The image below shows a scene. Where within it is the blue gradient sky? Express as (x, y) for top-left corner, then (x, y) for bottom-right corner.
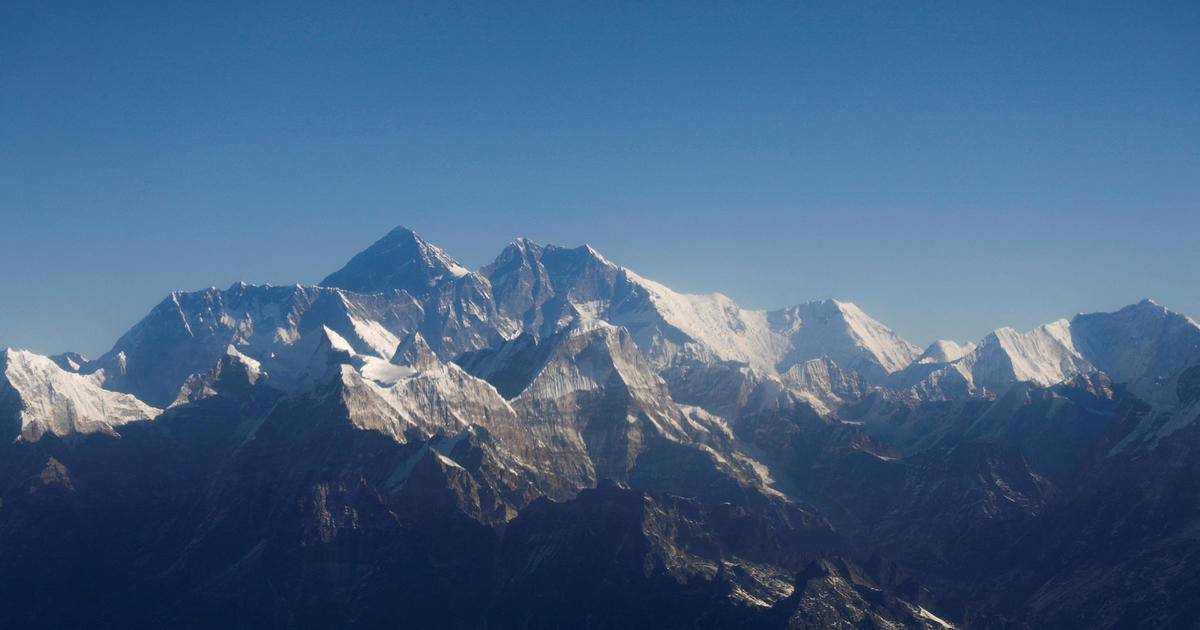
(2, 1), (1198, 357)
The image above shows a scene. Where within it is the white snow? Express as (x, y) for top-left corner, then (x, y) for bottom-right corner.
(358, 356), (418, 385)
(348, 314), (401, 360)
(322, 326), (357, 355)
(990, 319), (1091, 386)
(520, 322), (660, 400)
(423, 239), (471, 278)
(443, 260), (471, 278)
(225, 345), (262, 378)
(2, 349), (161, 441)
(914, 605), (957, 629)
(621, 268), (919, 378)
(914, 319), (1096, 396)
(917, 340), (977, 364)
(833, 300), (922, 373)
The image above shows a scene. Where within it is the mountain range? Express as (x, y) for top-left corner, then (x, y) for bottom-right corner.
(3, 225), (1199, 629)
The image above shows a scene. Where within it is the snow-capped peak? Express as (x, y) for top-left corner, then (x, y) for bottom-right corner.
(918, 340), (977, 364)
(509, 236), (539, 251)
(906, 301), (1200, 400)
(1, 348), (160, 441)
(825, 300), (923, 374)
(479, 235), (922, 383)
(1070, 298), (1200, 397)
(320, 225), (471, 294)
(986, 319), (1091, 386)
(391, 332), (442, 372)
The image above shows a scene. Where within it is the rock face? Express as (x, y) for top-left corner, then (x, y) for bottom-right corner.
(2, 225), (1200, 629)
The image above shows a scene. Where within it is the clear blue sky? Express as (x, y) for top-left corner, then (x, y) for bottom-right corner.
(2, 1), (1198, 357)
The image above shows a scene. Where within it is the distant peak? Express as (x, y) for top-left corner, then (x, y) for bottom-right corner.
(502, 237), (544, 258)
(918, 339), (976, 364)
(381, 224), (422, 241)
(1108, 298), (1168, 316)
(1070, 300), (1183, 328)
(784, 298), (853, 318)
(320, 225), (470, 294)
(392, 331), (441, 371)
(581, 244), (612, 265)
(829, 299), (861, 313)
(541, 243), (618, 271)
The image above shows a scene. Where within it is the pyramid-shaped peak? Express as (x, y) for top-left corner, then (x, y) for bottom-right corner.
(383, 224), (420, 239)
(580, 244), (611, 264)
(364, 225), (441, 255)
(917, 339), (977, 364)
(320, 225), (470, 295)
(391, 331), (442, 371)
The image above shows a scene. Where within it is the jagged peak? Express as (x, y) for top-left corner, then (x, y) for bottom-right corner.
(510, 236), (540, 250)
(483, 237), (546, 272)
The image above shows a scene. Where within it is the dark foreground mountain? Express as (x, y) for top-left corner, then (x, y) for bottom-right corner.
(2, 226), (1198, 629)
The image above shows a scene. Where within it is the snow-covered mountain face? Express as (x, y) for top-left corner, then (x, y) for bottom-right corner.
(59, 228), (925, 425)
(319, 226), (472, 295)
(478, 237), (921, 383)
(902, 300), (1200, 403)
(0, 349), (160, 441)
(7, 226), (1198, 442)
(85, 283), (425, 408)
(4, 224), (1200, 629)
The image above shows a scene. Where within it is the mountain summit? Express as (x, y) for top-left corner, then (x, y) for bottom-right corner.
(321, 226), (471, 295)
